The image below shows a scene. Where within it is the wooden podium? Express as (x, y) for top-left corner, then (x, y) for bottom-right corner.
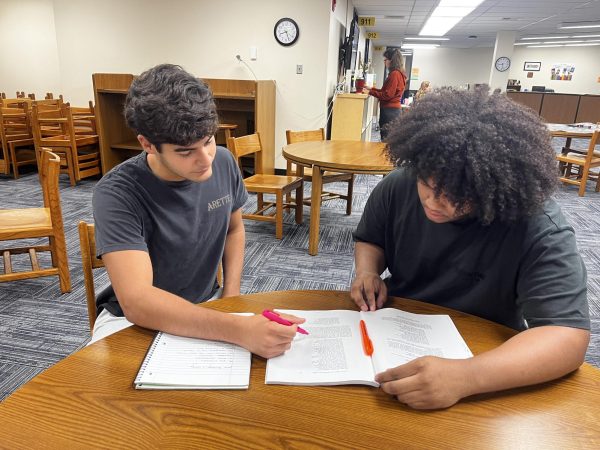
(331, 93), (374, 141)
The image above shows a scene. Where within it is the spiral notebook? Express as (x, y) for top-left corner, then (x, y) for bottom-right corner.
(134, 331), (251, 390)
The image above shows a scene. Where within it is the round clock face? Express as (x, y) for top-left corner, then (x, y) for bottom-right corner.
(274, 18), (299, 46)
(495, 56), (511, 72)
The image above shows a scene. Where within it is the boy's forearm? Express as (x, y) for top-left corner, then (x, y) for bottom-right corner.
(462, 326), (589, 397)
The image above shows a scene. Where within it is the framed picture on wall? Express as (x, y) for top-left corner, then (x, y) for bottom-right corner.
(523, 61), (541, 71)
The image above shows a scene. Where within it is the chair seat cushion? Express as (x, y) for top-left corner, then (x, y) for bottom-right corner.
(0, 208), (53, 239)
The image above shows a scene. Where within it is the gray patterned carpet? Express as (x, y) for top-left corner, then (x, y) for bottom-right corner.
(1, 138), (599, 401)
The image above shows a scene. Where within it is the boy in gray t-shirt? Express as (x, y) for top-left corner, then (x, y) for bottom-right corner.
(91, 64), (304, 356)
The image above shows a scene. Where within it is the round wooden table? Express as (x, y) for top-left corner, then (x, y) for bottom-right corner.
(1, 290), (599, 449)
(282, 140), (393, 255)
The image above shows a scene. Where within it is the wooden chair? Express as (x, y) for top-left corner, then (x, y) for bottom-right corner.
(70, 101), (97, 135)
(556, 130), (600, 196)
(0, 103), (37, 178)
(227, 133), (303, 239)
(286, 128), (355, 215)
(31, 102), (101, 186)
(78, 221), (104, 332)
(0, 149), (71, 292)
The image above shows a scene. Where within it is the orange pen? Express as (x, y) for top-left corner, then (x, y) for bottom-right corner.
(360, 320), (374, 356)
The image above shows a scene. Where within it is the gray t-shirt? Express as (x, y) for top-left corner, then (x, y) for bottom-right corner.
(92, 147), (248, 317)
(354, 169), (589, 331)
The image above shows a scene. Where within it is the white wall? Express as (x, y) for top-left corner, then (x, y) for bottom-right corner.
(51, 0), (333, 169)
(0, 0), (61, 98)
(411, 47), (494, 90)
(510, 46), (600, 94)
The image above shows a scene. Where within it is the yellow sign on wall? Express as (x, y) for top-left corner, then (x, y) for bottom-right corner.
(366, 32), (379, 40)
(374, 46), (384, 51)
(358, 17), (376, 27)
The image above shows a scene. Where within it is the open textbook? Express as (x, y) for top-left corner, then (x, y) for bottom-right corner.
(265, 308), (473, 387)
(134, 331), (251, 390)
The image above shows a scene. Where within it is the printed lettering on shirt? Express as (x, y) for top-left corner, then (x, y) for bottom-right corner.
(207, 194), (232, 211)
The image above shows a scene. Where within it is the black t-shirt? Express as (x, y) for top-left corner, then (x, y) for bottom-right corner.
(354, 169), (589, 331)
(92, 148), (248, 317)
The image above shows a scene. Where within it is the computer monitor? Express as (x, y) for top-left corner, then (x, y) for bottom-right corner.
(532, 86), (545, 92)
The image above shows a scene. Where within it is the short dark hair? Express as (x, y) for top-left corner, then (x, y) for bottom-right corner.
(124, 64), (219, 150)
(387, 86), (557, 224)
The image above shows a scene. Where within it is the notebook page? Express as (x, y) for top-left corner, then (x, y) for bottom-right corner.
(135, 332), (251, 389)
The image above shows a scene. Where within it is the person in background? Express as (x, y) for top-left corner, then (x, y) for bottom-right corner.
(414, 80), (431, 101)
(351, 86), (589, 410)
(91, 63), (304, 355)
(363, 48), (407, 141)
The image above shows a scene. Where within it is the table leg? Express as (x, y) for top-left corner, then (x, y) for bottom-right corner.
(308, 165), (323, 256)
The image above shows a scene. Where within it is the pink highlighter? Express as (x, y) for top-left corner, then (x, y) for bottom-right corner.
(262, 310), (309, 335)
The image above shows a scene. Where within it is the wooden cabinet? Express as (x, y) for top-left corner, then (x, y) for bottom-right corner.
(331, 93), (374, 141)
(507, 92), (600, 124)
(576, 95), (600, 123)
(540, 94), (579, 124)
(92, 74), (276, 175)
(506, 92), (544, 115)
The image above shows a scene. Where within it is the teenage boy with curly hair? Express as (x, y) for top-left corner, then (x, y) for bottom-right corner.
(351, 87), (589, 409)
(91, 64), (304, 355)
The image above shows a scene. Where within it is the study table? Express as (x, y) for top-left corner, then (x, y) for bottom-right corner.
(547, 122), (599, 154)
(1, 290), (599, 449)
(282, 140), (393, 255)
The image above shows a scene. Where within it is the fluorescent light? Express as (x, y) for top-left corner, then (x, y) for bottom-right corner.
(515, 42), (540, 45)
(571, 34), (600, 38)
(401, 44), (440, 49)
(439, 0), (484, 6)
(559, 22), (600, 29)
(565, 42), (600, 46)
(521, 36), (570, 40)
(404, 37), (450, 41)
(543, 40), (583, 44)
(527, 44), (565, 48)
(420, 16), (463, 36)
(419, 0), (485, 36)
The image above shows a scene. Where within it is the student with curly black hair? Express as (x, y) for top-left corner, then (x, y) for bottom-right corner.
(92, 64), (304, 355)
(351, 87), (589, 409)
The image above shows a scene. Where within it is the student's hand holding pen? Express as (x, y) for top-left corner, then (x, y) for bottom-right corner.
(236, 312), (306, 359)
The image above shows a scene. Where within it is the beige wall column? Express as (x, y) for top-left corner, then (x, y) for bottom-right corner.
(488, 31), (516, 92)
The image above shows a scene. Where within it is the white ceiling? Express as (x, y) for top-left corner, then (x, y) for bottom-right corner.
(351, 0), (600, 48)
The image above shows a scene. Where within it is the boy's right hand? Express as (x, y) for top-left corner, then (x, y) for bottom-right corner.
(238, 313), (305, 358)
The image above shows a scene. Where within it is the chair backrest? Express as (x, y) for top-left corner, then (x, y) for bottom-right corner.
(286, 128), (325, 145)
(583, 130), (600, 163)
(227, 133), (263, 173)
(2, 97), (32, 108)
(70, 101), (97, 135)
(39, 149), (65, 222)
(78, 221), (104, 332)
(1, 104), (31, 149)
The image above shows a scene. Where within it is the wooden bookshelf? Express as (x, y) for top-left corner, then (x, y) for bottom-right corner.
(92, 74), (276, 175)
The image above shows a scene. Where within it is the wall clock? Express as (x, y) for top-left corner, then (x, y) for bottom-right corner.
(495, 56), (511, 72)
(274, 18), (299, 46)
